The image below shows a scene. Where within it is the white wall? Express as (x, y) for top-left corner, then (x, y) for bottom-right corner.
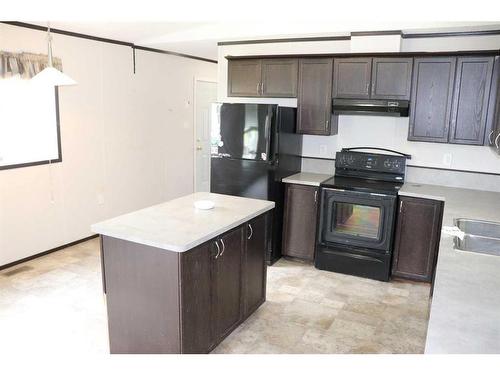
(0, 24), (217, 266)
(217, 35), (500, 175)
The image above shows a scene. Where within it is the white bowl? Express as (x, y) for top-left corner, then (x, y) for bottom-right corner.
(194, 200), (215, 210)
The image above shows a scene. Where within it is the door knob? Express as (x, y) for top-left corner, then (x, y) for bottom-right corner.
(197, 146), (203, 151)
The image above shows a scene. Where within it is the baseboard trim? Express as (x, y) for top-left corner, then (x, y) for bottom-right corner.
(0, 234), (99, 272)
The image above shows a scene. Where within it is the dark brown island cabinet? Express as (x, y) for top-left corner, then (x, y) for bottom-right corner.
(227, 58), (298, 97)
(100, 213), (270, 354)
(282, 184), (319, 261)
(392, 196), (444, 283)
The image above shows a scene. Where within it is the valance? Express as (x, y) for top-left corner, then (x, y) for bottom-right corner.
(0, 51), (63, 79)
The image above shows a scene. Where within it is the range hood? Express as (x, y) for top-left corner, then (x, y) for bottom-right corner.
(332, 98), (409, 117)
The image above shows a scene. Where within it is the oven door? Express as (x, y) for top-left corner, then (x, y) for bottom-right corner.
(318, 188), (396, 252)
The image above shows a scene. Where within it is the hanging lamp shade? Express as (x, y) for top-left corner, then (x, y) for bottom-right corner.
(32, 23), (76, 87)
(31, 66), (76, 86)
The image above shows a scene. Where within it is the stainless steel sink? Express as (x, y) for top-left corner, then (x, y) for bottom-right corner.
(454, 218), (500, 256)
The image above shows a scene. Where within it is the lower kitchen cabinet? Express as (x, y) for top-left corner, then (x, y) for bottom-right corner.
(243, 214), (268, 318)
(212, 226), (244, 344)
(102, 213), (270, 354)
(392, 196), (444, 282)
(282, 184), (319, 261)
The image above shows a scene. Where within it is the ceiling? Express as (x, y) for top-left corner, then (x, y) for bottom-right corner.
(32, 21), (500, 61)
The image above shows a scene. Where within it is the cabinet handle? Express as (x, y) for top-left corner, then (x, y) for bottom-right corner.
(256, 83), (260, 94)
(214, 240), (221, 259)
(496, 133), (500, 149)
(220, 239), (225, 257)
(247, 223), (253, 240)
(314, 190), (318, 203)
(366, 82), (370, 94)
(261, 82), (265, 95)
(399, 200), (403, 213)
(488, 130), (494, 145)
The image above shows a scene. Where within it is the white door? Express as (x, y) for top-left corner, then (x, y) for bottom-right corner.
(194, 80), (217, 192)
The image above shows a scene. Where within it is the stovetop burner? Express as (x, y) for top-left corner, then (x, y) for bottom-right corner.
(321, 176), (403, 195)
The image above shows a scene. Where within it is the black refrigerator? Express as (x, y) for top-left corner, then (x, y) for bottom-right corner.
(210, 103), (303, 264)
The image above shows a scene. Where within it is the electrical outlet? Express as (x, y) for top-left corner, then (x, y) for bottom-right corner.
(319, 145), (328, 156)
(443, 153), (452, 167)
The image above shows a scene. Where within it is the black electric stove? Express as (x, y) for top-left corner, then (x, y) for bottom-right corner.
(315, 148), (410, 281)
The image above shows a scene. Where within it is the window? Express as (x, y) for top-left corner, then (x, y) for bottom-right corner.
(0, 78), (61, 170)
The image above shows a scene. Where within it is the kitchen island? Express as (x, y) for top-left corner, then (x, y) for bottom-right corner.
(91, 192), (274, 354)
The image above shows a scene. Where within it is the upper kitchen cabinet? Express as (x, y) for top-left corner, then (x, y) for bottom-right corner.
(371, 58), (413, 100)
(489, 57), (500, 153)
(297, 58), (338, 135)
(449, 56), (494, 145)
(261, 59), (298, 97)
(227, 59), (262, 97)
(297, 58), (337, 135)
(408, 57), (456, 143)
(227, 58), (298, 98)
(333, 57), (372, 99)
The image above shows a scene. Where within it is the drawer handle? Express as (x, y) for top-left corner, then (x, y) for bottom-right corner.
(220, 239), (225, 257)
(247, 223), (253, 240)
(215, 240), (221, 259)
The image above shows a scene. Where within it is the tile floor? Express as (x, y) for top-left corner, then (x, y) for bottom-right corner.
(0, 238), (431, 354)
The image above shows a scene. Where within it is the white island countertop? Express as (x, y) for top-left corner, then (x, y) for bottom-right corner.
(91, 192), (274, 252)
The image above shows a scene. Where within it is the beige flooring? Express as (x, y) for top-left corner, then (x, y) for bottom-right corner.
(0, 238), (430, 354)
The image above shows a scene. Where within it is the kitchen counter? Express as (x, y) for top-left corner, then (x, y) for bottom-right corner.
(402, 183), (500, 353)
(399, 182), (446, 201)
(282, 172), (333, 186)
(91, 192), (274, 252)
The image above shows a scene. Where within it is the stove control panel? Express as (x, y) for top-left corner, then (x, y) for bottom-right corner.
(335, 151), (407, 181)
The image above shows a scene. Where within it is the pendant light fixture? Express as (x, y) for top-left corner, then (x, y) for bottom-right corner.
(31, 22), (76, 86)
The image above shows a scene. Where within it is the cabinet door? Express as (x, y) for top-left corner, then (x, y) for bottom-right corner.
(371, 58), (413, 100)
(392, 196), (443, 282)
(180, 242), (212, 353)
(408, 57), (456, 143)
(227, 59), (262, 97)
(261, 58), (298, 97)
(332, 57), (372, 99)
(282, 184), (318, 261)
(243, 214), (268, 318)
(449, 56), (494, 145)
(297, 58), (335, 135)
(213, 226), (244, 342)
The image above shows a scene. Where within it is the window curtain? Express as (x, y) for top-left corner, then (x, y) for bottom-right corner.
(0, 52), (63, 79)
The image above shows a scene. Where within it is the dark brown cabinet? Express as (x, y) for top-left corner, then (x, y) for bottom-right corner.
(333, 57), (412, 100)
(227, 58), (298, 98)
(449, 56), (495, 145)
(333, 57), (372, 99)
(212, 226), (244, 343)
(371, 58), (413, 100)
(297, 58), (337, 135)
(408, 57), (457, 143)
(243, 214), (268, 318)
(490, 57), (500, 153)
(261, 58), (298, 97)
(392, 196), (444, 282)
(282, 184), (318, 261)
(227, 59), (262, 97)
(102, 213), (270, 354)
